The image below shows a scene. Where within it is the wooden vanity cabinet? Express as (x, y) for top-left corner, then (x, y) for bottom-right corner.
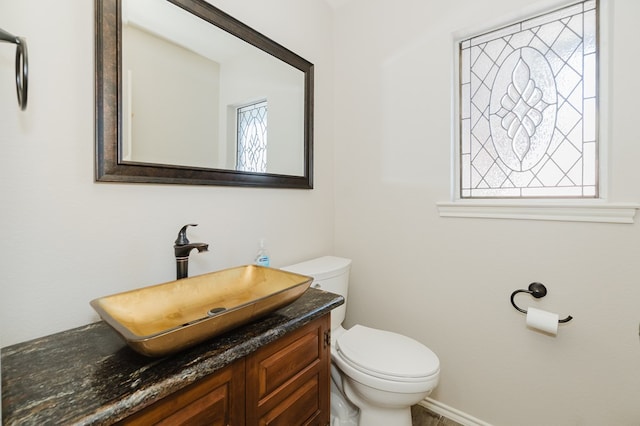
(118, 314), (330, 426)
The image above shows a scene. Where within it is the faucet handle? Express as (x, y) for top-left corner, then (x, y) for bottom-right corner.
(175, 224), (198, 245)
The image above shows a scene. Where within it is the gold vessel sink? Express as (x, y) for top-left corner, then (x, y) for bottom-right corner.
(90, 265), (312, 357)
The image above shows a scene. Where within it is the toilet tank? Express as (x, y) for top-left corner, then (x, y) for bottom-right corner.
(282, 256), (352, 332)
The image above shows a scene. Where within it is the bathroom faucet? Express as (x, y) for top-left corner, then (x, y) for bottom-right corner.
(174, 224), (209, 279)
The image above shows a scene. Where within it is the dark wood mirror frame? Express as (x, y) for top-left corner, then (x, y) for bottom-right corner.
(95, 0), (314, 188)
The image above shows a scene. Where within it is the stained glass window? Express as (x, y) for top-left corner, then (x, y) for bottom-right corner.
(237, 100), (268, 173)
(459, 0), (597, 198)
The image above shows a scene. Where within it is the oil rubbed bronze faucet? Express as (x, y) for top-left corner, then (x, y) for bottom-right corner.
(174, 224), (209, 279)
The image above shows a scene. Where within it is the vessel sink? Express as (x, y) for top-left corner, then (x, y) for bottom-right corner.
(90, 265), (313, 357)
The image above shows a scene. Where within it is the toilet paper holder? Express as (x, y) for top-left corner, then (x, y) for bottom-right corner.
(510, 282), (573, 323)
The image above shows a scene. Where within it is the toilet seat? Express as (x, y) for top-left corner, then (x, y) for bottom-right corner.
(336, 325), (440, 382)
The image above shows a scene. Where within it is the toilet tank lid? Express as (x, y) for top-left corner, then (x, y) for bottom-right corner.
(281, 256), (351, 280)
(337, 325), (440, 379)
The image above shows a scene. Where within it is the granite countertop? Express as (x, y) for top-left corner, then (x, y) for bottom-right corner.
(1, 288), (343, 426)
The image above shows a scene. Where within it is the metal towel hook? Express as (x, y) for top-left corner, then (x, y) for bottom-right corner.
(0, 27), (28, 110)
(510, 282), (573, 323)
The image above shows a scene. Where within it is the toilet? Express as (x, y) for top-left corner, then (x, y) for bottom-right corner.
(283, 256), (440, 426)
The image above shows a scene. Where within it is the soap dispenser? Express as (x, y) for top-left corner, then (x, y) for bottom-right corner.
(254, 239), (270, 267)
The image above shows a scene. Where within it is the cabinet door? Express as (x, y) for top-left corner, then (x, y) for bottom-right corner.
(246, 315), (330, 426)
(117, 360), (245, 426)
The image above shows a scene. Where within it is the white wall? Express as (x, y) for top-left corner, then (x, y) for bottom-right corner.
(0, 0), (334, 347)
(123, 25), (221, 168)
(333, 0), (640, 425)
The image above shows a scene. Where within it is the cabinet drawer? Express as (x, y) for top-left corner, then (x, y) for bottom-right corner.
(255, 328), (320, 399)
(258, 374), (321, 426)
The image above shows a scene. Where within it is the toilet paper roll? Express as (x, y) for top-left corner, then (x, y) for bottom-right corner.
(526, 307), (559, 335)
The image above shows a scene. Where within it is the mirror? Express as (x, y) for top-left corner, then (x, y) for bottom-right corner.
(95, 0), (314, 188)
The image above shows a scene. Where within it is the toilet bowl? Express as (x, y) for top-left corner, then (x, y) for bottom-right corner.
(282, 256), (440, 426)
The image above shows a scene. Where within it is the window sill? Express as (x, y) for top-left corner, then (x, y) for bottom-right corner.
(436, 201), (640, 224)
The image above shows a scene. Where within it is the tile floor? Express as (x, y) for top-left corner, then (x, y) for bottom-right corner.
(411, 405), (463, 426)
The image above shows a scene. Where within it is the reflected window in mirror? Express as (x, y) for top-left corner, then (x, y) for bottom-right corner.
(237, 100), (268, 173)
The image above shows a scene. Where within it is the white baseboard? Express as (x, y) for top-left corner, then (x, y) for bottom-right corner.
(419, 397), (493, 426)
